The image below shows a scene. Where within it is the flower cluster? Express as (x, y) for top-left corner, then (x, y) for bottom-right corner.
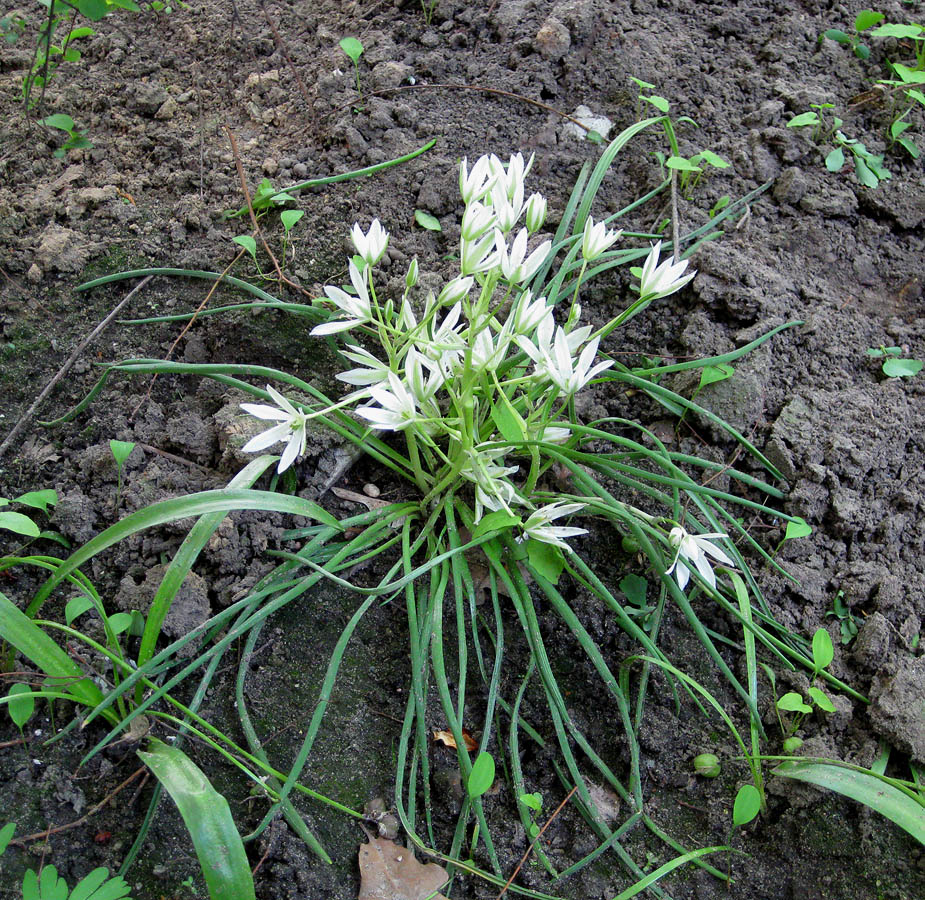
(242, 152), (697, 552)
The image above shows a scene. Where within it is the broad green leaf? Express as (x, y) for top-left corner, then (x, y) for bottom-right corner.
(0, 822), (14, 854)
(891, 64), (925, 85)
(699, 363), (734, 389)
(279, 209), (303, 233)
(907, 89), (925, 107)
(68, 866), (133, 900)
(77, 0), (109, 20)
(138, 740), (256, 900)
(883, 357), (923, 377)
(897, 137), (920, 159)
(68, 27), (97, 39)
(109, 440), (135, 466)
(467, 751), (495, 799)
(733, 784), (762, 827)
(7, 683), (34, 729)
(772, 760), (925, 844)
(855, 11), (885, 32)
(0, 511), (39, 537)
(777, 692), (812, 714)
(339, 36), (363, 62)
(787, 111), (819, 128)
(665, 156), (701, 172)
(519, 792), (542, 812)
(14, 490), (57, 513)
(784, 517), (812, 540)
(65, 594), (96, 624)
(39, 864), (68, 900)
(808, 686), (836, 712)
(471, 510), (520, 540)
(871, 23), (922, 39)
(413, 209), (442, 231)
(526, 538), (565, 584)
(812, 627), (834, 670)
(108, 612), (134, 635)
(821, 29), (851, 44)
(825, 146), (845, 172)
(854, 155), (879, 187)
(232, 235), (257, 258)
(629, 77), (656, 90)
(42, 113), (75, 132)
(644, 95), (670, 113)
(696, 149), (729, 169)
(619, 573), (648, 608)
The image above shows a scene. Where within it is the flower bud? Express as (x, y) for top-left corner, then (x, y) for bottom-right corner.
(525, 193), (547, 234)
(405, 257), (419, 289)
(693, 753), (721, 778)
(438, 275), (474, 306)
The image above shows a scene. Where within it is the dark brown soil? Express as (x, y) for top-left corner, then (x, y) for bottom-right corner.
(1, 1), (924, 899)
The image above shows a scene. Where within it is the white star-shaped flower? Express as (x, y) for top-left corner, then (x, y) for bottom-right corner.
(581, 215), (622, 261)
(356, 372), (421, 432)
(665, 526), (734, 591)
(522, 502), (588, 549)
(311, 260), (373, 335)
(496, 228), (551, 284)
(351, 218), (389, 267)
(638, 241), (696, 301)
(240, 385), (309, 473)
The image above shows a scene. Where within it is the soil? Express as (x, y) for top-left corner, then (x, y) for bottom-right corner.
(1, 1), (924, 899)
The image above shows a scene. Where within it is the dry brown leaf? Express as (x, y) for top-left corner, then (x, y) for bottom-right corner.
(358, 834), (449, 900)
(432, 728), (477, 752)
(331, 486), (390, 511)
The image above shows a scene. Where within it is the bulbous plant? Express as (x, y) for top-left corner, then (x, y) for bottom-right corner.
(33, 117), (850, 895)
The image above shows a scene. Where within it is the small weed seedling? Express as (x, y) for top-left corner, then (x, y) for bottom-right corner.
(866, 345), (924, 377)
(775, 628), (837, 736)
(820, 9), (885, 59)
(109, 439), (135, 509)
(420, 0), (439, 26)
(0, 489), (57, 540)
(827, 589), (860, 644)
(42, 113), (92, 158)
(339, 36), (365, 102)
(279, 209), (305, 268)
(414, 209), (442, 232)
(518, 791), (544, 839)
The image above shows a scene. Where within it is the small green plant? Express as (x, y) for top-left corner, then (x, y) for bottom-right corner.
(0, 490), (57, 539)
(820, 9), (885, 59)
(0, 822), (134, 899)
(775, 628), (837, 736)
(826, 589), (860, 644)
(413, 209), (442, 232)
(518, 791), (544, 838)
(109, 439), (135, 509)
(420, 0), (439, 25)
(279, 209), (304, 268)
(339, 36), (364, 101)
(867, 344), (923, 377)
(41, 113), (92, 158)
(1, 11), (25, 44)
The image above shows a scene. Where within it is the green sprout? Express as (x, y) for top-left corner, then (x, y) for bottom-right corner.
(41, 113), (92, 158)
(775, 628), (837, 736)
(820, 9), (885, 59)
(109, 439), (135, 510)
(826, 589), (860, 644)
(518, 791), (544, 838)
(867, 345), (923, 377)
(339, 36), (364, 101)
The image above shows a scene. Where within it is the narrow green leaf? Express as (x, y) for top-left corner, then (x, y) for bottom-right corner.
(612, 846), (728, 900)
(413, 209), (442, 231)
(14, 490), (57, 513)
(772, 760), (925, 843)
(882, 357), (923, 377)
(339, 36), (363, 62)
(0, 822), (14, 854)
(784, 517), (812, 540)
(467, 751), (496, 799)
(7, 683), (35, 729)
(138, 740), (256, 900)
(733, 784), (762, 826)
(0, 511), (40, 537)
(812, 627), (834, 670)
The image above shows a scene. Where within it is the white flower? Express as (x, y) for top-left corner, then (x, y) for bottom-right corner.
(665, 526), (734, 591)
(404, 346), (444, 406)
(240, 385), (308, 473)
(335, 345), (392, 387)
(508, 289), (549, 336)
(522, 501), (588, 549)
(638, 241), (696, 300)
(437, 276), (474, 307)
(496, 229), (551, 284)
(356, 372), (421, 432)
(470, 317), (515, 373)
(581, 215), (622, 261)
(489, 178), (524, 233)
(405, 257), (419, 288)
(542, 330), (614, 396)
(459, 449), (522, 522)
(525, 192), (547, 233)
(489, 151), (534, 201)
(461, 201), (496, 242)
(459, 155), (496, 205)
(311, 260), (372, 335)
(460, 231), (501, 275)
(351, 218), (389, 267)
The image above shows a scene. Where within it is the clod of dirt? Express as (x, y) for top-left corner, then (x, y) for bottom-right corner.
(357, 833), (449, 900)
(869, 656), (925, 763)
(34, 224), (97, 274)
(117, 564), (209, 644)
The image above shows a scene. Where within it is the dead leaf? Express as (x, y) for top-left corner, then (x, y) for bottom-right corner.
(358, 834), (449, 900)
(331, 486), (390, 511)
(432, 728), (477, 752)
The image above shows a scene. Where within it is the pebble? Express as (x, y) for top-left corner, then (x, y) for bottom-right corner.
(535, 17), (571, 60)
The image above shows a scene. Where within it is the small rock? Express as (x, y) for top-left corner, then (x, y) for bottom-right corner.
(263, 157), (279, 176)
(562, 105), (613, 141)
(535, 17), (570, 60)
(773, 167), (808, 205)
(26, 263), (42, 283)
(130, 82), (169, 116)
(35, 224), (95, 273)
(869, 656), (925, 762)
(155, 97), (178, 120)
